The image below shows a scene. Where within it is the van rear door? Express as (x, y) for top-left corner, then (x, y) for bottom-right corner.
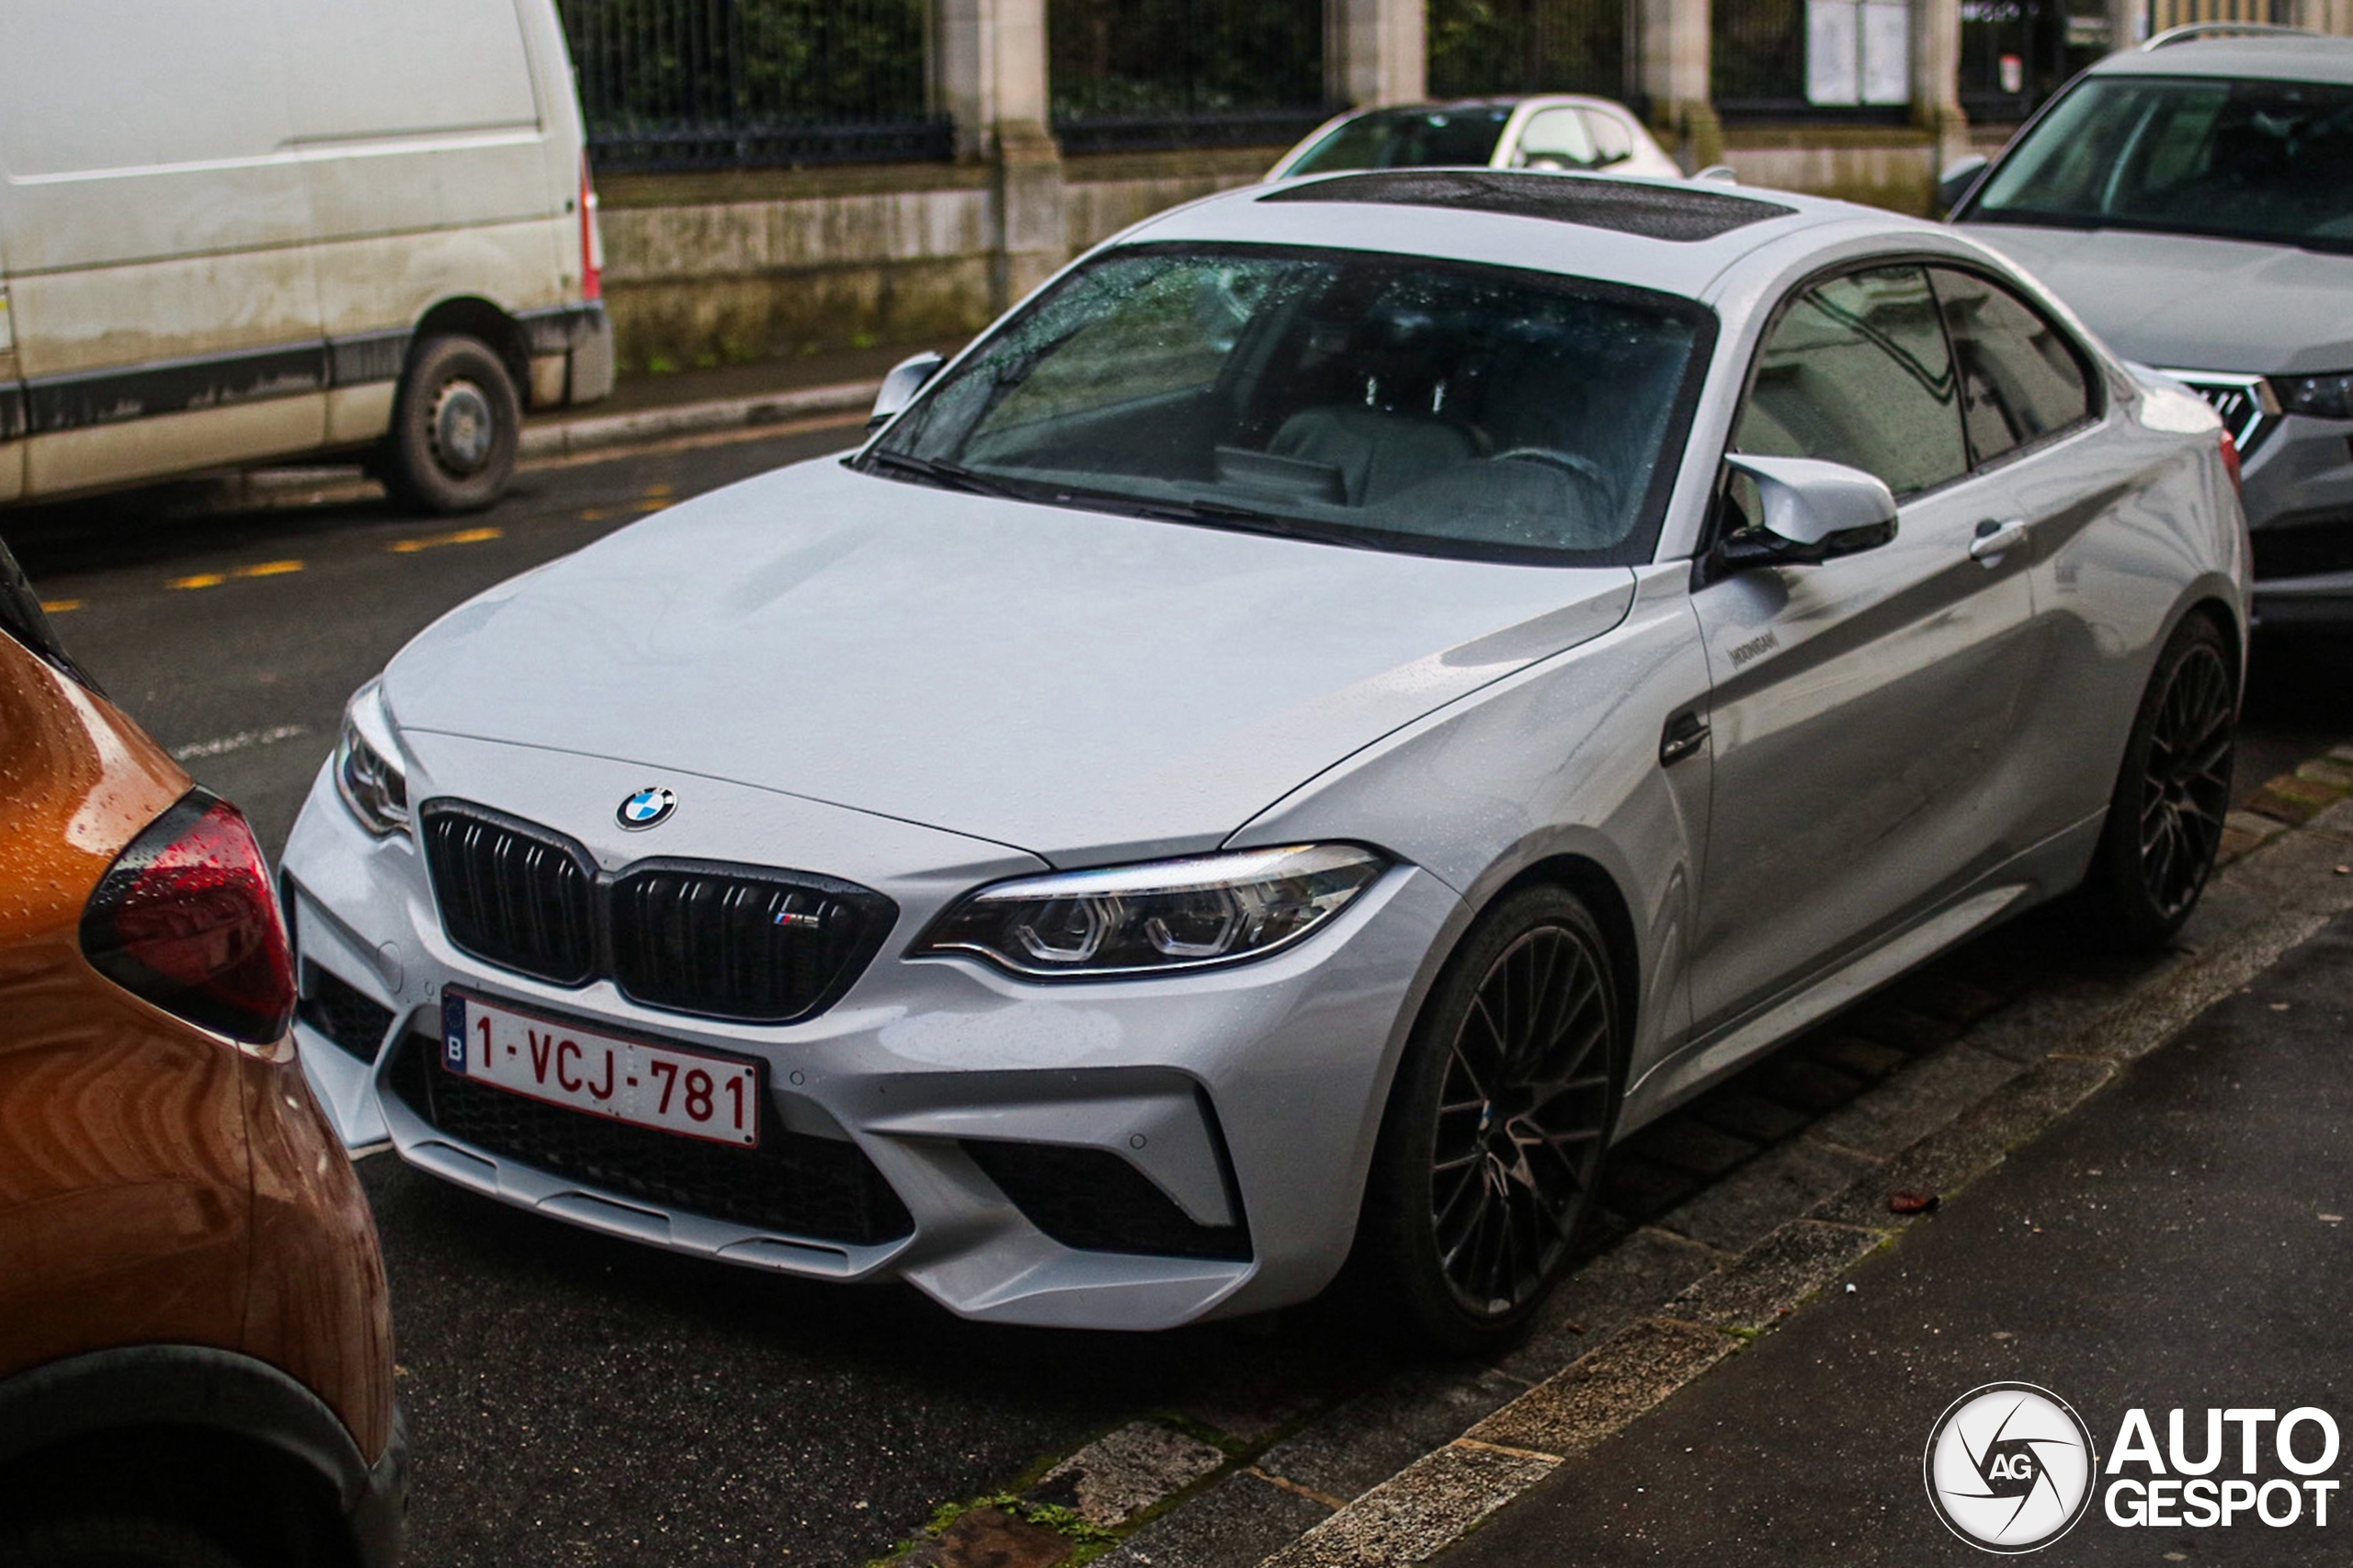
(0, 0), (328, 499)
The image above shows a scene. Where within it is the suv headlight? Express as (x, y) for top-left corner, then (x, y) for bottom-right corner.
(2273, 371), (2353, 421)
(915, 844), (1386, 979)
(335, 681), (411, 837)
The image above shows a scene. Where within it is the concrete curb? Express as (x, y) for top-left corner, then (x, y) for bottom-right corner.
(1248, 796), (2353, 1568)
(515, 376), (881, 460)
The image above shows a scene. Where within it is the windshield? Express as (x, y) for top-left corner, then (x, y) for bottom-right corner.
(1968, 74), (2353, 253)
(862, 244), (1713, 565)
(1287, 106), (1511, 176)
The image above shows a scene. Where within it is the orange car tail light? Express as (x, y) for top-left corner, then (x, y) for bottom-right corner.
(80, 789), (297, 1044)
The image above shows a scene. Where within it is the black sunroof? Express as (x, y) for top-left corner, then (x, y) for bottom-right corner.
(1258, 170), (1796, 243)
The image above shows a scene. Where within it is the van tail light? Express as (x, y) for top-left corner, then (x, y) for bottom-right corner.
(579, 153), (603, 302)
(80, 790), (296, 1045)
(2219, 429), (2243, 494)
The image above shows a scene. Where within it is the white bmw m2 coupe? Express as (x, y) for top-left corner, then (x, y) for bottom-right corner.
(286, 172), (2246, 1347)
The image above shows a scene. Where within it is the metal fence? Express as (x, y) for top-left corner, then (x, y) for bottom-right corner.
(558, 0), (949, 173)
(1047, 0), (1334, 153)
(1428, 0), (1629, 101)
(1711, 0), (1808, 114)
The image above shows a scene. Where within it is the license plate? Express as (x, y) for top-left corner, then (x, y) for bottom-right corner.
(441, 990), (760, 1148)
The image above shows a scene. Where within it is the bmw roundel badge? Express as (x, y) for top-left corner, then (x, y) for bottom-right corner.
(617, 786), (676, 831)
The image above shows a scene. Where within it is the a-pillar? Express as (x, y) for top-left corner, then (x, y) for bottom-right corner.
(1325, 0), (1427, 107)
(1911, 0), (1971, 171)
(1637, 0), (1723, 170)
(937, 0), (1066, 310)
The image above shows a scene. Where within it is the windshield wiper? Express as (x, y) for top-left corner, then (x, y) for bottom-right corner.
(1118, 495), (1385, 552)
(858, 449), (1025, 499)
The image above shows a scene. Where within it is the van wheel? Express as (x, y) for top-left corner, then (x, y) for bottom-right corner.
(1357, 885), (1622, 1354)
(381, 334), (520, 515)
(2082, 612), (2236, 950)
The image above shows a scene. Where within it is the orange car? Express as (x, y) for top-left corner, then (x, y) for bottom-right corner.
(0, 540), (403, 1568)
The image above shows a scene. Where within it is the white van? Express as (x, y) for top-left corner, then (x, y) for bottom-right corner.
(0, 0), (612, 515)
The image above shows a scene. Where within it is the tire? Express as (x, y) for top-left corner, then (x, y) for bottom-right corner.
(1358, 885), (1624, 1354)
(2082, 612), (2237, 951)
(381, 333), (520, 515)
(0, 1515), (251, 1568)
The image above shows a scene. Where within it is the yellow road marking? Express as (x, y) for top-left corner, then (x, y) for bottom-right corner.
(40, 598), (82, 614)
(633, 500), (671, 513)
(579, 507), (613, 521)
(643, 482), (674, 497)
(170, 573), (227, 590)
(236, 560), (303, 578)
(389, 526), (502, 554)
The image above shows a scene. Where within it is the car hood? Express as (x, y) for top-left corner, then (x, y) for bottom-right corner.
(1956, 222), (2353, 374)
(382, 458), (1636, 865)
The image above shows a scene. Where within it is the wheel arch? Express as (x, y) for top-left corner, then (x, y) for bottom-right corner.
(410, 296), (531, 396)
(0, 1346), (387, 1568)
(1485, 851), (1644, 1074)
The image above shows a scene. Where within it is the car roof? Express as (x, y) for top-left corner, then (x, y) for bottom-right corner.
(2088, 33), (2353, 85)
(1118, 169), (1925, 301)
(1342, 95), (1631, 113)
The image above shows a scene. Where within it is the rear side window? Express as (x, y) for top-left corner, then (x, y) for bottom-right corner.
(1734, 265), (1967, 497)
(1928, 267), (2094, 465)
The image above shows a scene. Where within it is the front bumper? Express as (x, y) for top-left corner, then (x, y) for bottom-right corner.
(281, 741), (1461, 1331)
(2241, 413), (2353, 625)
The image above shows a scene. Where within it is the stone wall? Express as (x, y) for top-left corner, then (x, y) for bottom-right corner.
(597, 130), (2020, 374)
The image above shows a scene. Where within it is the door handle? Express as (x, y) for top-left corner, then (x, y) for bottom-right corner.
(1969, 517), (2030, 565)
(1660, 709), (1711, 767)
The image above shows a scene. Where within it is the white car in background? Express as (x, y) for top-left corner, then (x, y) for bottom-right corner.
(1267, 96), (1685, 182)
(286, 172), (2245, 1349)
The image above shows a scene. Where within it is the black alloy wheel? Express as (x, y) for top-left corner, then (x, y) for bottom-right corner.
(1360, 885), (1620, 1351)
(2086, 613), (2236, 949)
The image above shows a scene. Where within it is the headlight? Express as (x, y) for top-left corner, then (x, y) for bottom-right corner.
(915, 844), (1386, 979)
(335, 682), (410, 837)
(2273, 371), (2353, 421)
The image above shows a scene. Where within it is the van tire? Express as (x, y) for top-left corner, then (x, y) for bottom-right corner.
(381, 335), (520, 515)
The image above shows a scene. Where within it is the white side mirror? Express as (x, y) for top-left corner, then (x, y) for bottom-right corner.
(869, 351), (945, 431)
(1721, 452), (1899, 565)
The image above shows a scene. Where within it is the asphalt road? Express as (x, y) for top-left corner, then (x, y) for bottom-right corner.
(7, 430), (2347, 1567)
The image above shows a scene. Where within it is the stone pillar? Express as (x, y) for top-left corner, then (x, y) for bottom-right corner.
(936, 0), (1066, 310)
(1325, 0), (1427, 108)
(1911, 0), (1971, 168)
(1638, 0), (1722, 169)
(2107, 0), (2146, 50)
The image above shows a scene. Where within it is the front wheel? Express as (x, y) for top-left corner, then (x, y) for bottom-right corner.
(2082, 612), (2237, 950)
(1358, 885), (1622, 1353)
(380, 334), (520, 515)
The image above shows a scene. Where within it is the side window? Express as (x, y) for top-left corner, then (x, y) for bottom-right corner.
(1929, 267), (2094, 466)
(1733, 265), (1967, 498)
(1515, 108), (1597, 169)
(1585, 110), (1635, 166)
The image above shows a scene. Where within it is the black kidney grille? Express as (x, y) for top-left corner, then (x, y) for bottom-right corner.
(419, 801), (894, 1024)
(609, 864), (888, 1022)
(422, 806), (596, 985)
(391, 1033), (913, 1247)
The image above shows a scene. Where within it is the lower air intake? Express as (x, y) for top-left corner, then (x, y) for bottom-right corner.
(963, 1141), (1251, 1261)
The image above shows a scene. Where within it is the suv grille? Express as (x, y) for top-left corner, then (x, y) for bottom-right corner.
(389, 1032), (914, 1247)
(419, 801), (895, 1023)
(2162, 370), (2276, 455)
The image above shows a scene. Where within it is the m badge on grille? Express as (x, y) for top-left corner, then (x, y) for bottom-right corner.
(617, 786), (676, 831)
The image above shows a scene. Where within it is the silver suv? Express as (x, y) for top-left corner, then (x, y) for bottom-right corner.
(1947, 27), (2353, 625)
